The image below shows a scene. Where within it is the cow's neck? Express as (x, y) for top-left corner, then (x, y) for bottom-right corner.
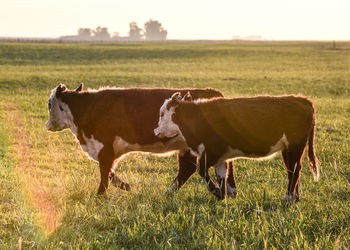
(176, 103), (202, 151)
(60, 91), (91, 137)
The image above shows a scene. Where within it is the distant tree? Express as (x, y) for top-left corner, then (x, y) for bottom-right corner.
(128, 22), (143, 40)
(77, 28), (92, 39)
(112, 32), (120, 38)
(144, 20), (167, 41)
(93, 26), (110, 39)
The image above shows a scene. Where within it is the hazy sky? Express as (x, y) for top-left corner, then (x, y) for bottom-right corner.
(1, 0), (349, 40)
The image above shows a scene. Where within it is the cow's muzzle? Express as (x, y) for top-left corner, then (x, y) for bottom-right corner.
(46, 121), (60, 131)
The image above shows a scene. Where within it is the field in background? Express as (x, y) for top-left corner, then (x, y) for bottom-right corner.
(0, 42), (349, 248)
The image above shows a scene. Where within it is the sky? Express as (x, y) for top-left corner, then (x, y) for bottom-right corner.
(1, 0), (349, 40)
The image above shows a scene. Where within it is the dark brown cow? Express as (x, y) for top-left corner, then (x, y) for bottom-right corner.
(154, 93), (320, 201)
(46, 84), (223, 195)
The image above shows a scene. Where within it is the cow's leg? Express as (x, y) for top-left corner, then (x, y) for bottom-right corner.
(167, 150), (197, 193)
(214, 162), (227, 198)
(97, 146), (115, 195)
(226, 161), (238, 197)
(214, 161), (238, 198)
(198, 153), (222, 199)
(282, 146), (305, 202)
(109, 168), (131, 191)
(289, 160), (303, 203)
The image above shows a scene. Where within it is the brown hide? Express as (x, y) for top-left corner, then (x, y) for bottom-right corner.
(175, 95), (315, 159)
(57, 88), (223, 148)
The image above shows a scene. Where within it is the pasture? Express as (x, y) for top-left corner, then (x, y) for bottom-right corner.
(0, 42), (349, 248)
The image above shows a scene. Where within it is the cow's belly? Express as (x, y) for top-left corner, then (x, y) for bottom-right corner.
(80, 133), (104, 162)
(79, 134), (188, 162)
(112, 135), (188, 157)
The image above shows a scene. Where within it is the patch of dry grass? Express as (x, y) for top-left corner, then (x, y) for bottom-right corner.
(3, 103), (61, 235)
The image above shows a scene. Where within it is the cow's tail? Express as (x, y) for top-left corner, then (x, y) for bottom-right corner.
(307, 119), (320, 182)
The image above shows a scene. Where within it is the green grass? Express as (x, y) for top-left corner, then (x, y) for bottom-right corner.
(0, 42), (349, 248)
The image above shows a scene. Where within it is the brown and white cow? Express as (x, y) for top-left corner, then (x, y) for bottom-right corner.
(154, 93), (320, 201)
(46, 83), (223, 195)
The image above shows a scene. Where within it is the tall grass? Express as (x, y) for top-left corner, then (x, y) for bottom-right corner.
(0, 42), (349, 248)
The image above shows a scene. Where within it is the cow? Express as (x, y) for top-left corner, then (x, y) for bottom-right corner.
(46, 83), (223, 195)
(154, 92), (320, 201)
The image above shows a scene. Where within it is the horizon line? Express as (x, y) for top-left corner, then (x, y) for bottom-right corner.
(0, 36), (349, 43)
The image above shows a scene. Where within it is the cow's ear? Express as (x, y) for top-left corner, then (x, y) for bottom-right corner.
(75, 83), (83, 92)
(182, 91), (192, 101)
(171, 92), (182, 103)
(56, 83), (67, 98)
(56, 83), (67, 93)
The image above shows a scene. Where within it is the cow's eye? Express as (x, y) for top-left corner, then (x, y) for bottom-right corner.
(160, 112), (164, 118)
(59, 105), (64, 111)
(48, 102), (51, 110)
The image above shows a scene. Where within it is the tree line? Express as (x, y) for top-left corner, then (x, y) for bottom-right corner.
(61, 20), (167, 41)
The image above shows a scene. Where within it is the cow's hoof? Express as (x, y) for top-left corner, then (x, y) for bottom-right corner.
(211, 188), (224, 200)
(226, 186), (238, 198)
(120, 182), (131, 191)
(165, 186), (178, 196)
(284, 194), (299, 204)
(227, 191), (238, 198)
(111, 176), (131, 191)
(97, 190), (107, 196)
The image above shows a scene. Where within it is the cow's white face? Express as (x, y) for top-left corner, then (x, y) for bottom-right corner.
(154, 97), (181, 138)
(46, 88), (74, 132)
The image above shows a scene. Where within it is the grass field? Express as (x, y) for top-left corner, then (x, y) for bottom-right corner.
(0, 42), (349, 249)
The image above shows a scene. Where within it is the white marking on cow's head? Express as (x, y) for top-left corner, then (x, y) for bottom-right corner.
(154, 92), (182, 139)
(46, 84), (77, 135)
